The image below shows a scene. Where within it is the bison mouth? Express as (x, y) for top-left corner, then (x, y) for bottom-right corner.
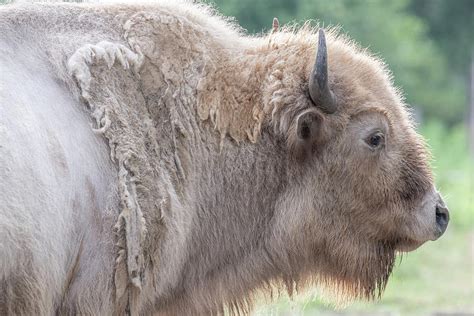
(394, 238), (425, 252)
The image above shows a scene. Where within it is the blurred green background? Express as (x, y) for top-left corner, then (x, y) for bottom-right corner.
(208, 0), (473, 315)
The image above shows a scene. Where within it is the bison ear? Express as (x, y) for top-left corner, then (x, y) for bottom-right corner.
(296, 109), (322, 141)
(290, 109), (325, 158)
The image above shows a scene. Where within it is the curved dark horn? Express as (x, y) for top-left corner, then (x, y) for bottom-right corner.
(309, 29), (337, 113)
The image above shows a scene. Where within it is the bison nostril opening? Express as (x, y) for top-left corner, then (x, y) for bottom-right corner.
(435, 205), (449, 236)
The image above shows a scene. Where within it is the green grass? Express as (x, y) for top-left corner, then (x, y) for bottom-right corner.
(257, 120), (474, 316)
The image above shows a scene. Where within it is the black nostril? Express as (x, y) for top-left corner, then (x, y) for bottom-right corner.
(435, 205), (449, 234)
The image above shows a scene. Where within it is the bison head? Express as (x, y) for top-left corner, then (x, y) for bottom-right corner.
(264, 29), (449, 300)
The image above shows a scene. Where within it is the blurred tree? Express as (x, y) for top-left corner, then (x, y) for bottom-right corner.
(210, 0), (467, 125)
(410, 0), (473, 75)
(409, 0), (473, 148)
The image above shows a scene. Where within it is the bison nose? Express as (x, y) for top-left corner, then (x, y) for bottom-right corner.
(435, 202), (449, 238)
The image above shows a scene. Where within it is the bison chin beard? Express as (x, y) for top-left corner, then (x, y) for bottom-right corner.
(281, 239), (397, 307)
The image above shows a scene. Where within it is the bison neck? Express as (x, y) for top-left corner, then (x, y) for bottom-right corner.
(146, 45), (318, 313)
(151, 126), (290, 313)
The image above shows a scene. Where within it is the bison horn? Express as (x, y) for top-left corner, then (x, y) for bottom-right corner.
(309, 29), (337, 113)
(272, 17), (279, 33)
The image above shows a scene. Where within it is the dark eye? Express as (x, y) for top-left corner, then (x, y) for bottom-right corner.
(366, 132), (385, 149)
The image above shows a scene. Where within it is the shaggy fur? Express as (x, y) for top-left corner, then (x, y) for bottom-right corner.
(0, 1), (447, 315)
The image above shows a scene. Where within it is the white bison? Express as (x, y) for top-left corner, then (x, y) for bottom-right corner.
(0, 1), (449, 315)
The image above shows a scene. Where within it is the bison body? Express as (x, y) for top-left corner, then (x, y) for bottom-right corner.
(0, 2), (448, 315)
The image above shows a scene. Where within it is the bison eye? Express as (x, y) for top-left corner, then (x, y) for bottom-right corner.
(366, 132), (385, 149)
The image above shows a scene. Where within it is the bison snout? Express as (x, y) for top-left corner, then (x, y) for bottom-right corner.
(434, 200), (449, 239)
